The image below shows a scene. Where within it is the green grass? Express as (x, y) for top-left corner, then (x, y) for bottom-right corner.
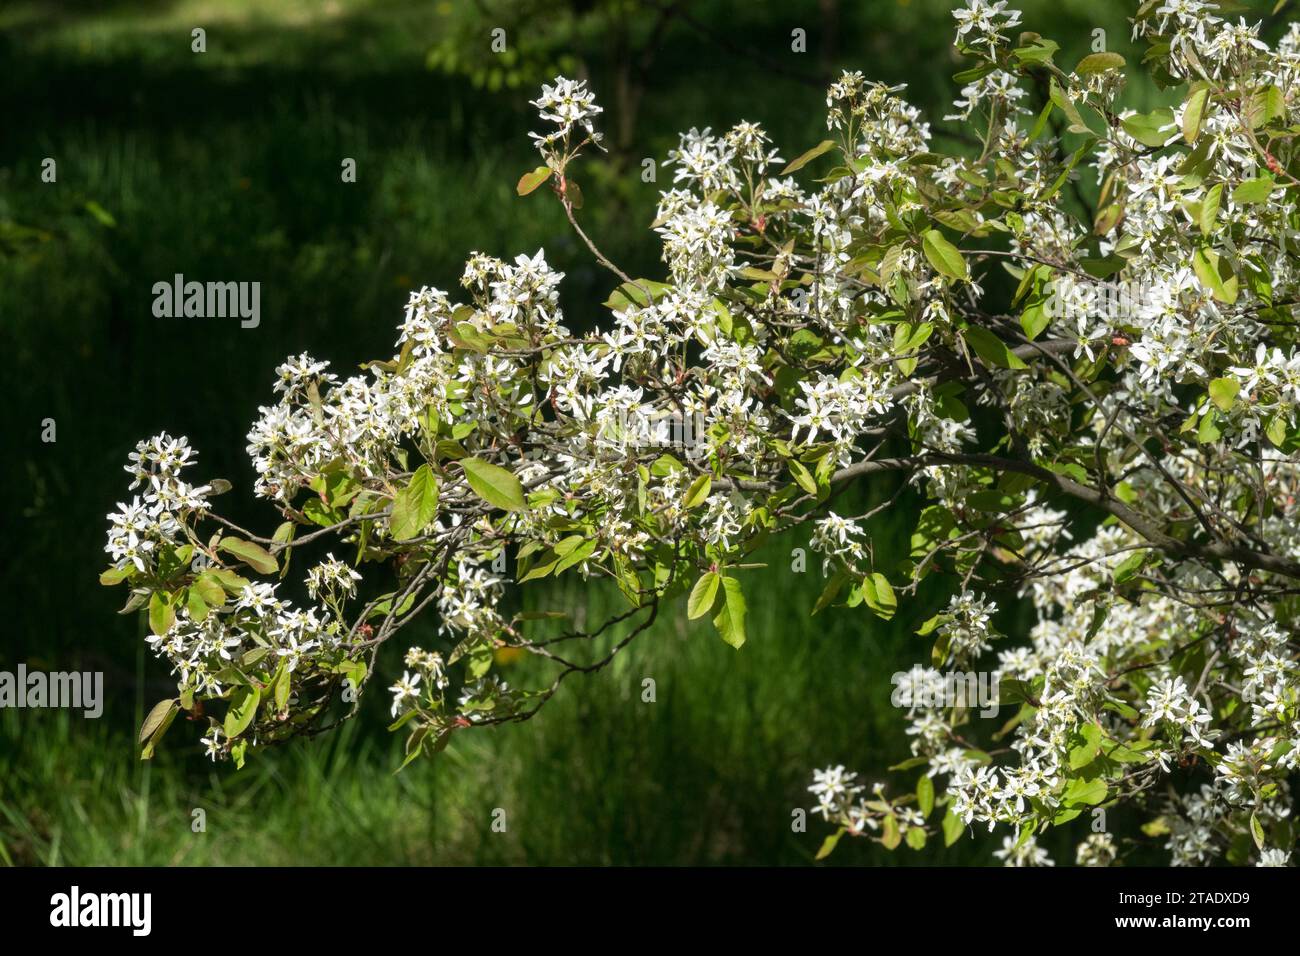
(1, 519), (1026, 866)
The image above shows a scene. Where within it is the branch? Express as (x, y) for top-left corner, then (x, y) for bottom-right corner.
(828, 451), (1300, 580)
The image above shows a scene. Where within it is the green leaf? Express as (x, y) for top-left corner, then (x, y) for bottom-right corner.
(1048, 77), (1090, 133)
(870, 573), (895, 613)
(942, 806), (964, 847)
(186, 587), (209, 623)
(148, 592), (174, 636)
(100, 566), (132, 586)
(1028, 100), (1053, 142)
(1141, 817), (1171, 838)
(193, 571), (226, 607)
(963, 326), (1027, 369)
(916, 774), (935, 817)
(1192, 246), (1239, 304)
(1121, 108), (1175, 147)
(1247, 85), (1285, 128)
(1068, 722), (1104, 770)
(553, 536), (596, 574)
(1266, 414), (1288, 447)
(223, 684), (261, 738)
(808, 569), (845, 617)
(273, 663), (291, 713)
(138, 697), (178, 747)
(998, 678), (1032, 705)
(1075, 52), (1125, 76)
(815, 828), (845, 860)
(461, 457), (526, 512)
(1197, 408), (1222, 443)
(1208, 377), (1240, 412)
(84, 200), (117, 228)
(1250, 811), (1266, 851)
(905, 826), (927, 850)
(881, 814), (901, 850)
(921, 229), (968, 281)
(781, 139), (836, 175)
(1112, 549), (1149, 585)
(207, 568), (250, 593)
(712, 576), (747, 649)
(688, 571), (721, 620)
(516, 165), (552, 196)
(784, 460), (816, 497)
(1021, 302), (1050, 340)
(218, 537), (279, 575)
(1199, 182), (1223, 233)
(1013, 37), (1059, 66)
(859, 572), (897, 620)
(889, 756), (928, 772)
(682, 473), (711, 509)
(1063, 776), (1108, 807)
(1232, 175), (1274, 205)
(390, 464), (440, 540)
(1182, 85), (1209, 144)
(517, 546), (561, 582)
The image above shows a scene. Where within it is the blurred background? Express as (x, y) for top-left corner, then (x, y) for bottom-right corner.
(0, 0), (1235, 865)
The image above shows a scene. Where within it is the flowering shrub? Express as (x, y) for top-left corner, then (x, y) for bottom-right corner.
(105, 0), (1300, 866)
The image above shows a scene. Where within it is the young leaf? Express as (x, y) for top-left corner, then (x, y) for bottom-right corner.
(1191, 246), (1238, 304)
(781, 139), (836, 175)
(921, 229), (969, 281)
(916, 774), (935, 817)
(100, 566), (132, 586)
(870, 573), (896, 617)
(942, 806), (964, 847)
(682, 473), (712, 509)
(1182, 85), (1209, 144)
(148, 591), (174, 637)
(688, 571), (721, 620)
(516, 166), (552, 196)
(815, 829), (845, 860)
(1199, 182), (1223, 233)
(788, 459), (818, 495)
(1075, 52), (1125, 76)
(1121, 108), (1175, 147)
(223, 684), (262, 739)
(1208, 377), (1240, 412)
(273, 663), (292, 713)
(138, 697), (179, 746)
(881, 814), (902, 850)
(712, 575), (747, 649)
(218, 537), (279, 575)
(186, 587), (209, 623)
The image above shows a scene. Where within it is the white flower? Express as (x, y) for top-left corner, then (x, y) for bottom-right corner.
(529, 76), (603, 152)
(389, 671), (422, 717)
